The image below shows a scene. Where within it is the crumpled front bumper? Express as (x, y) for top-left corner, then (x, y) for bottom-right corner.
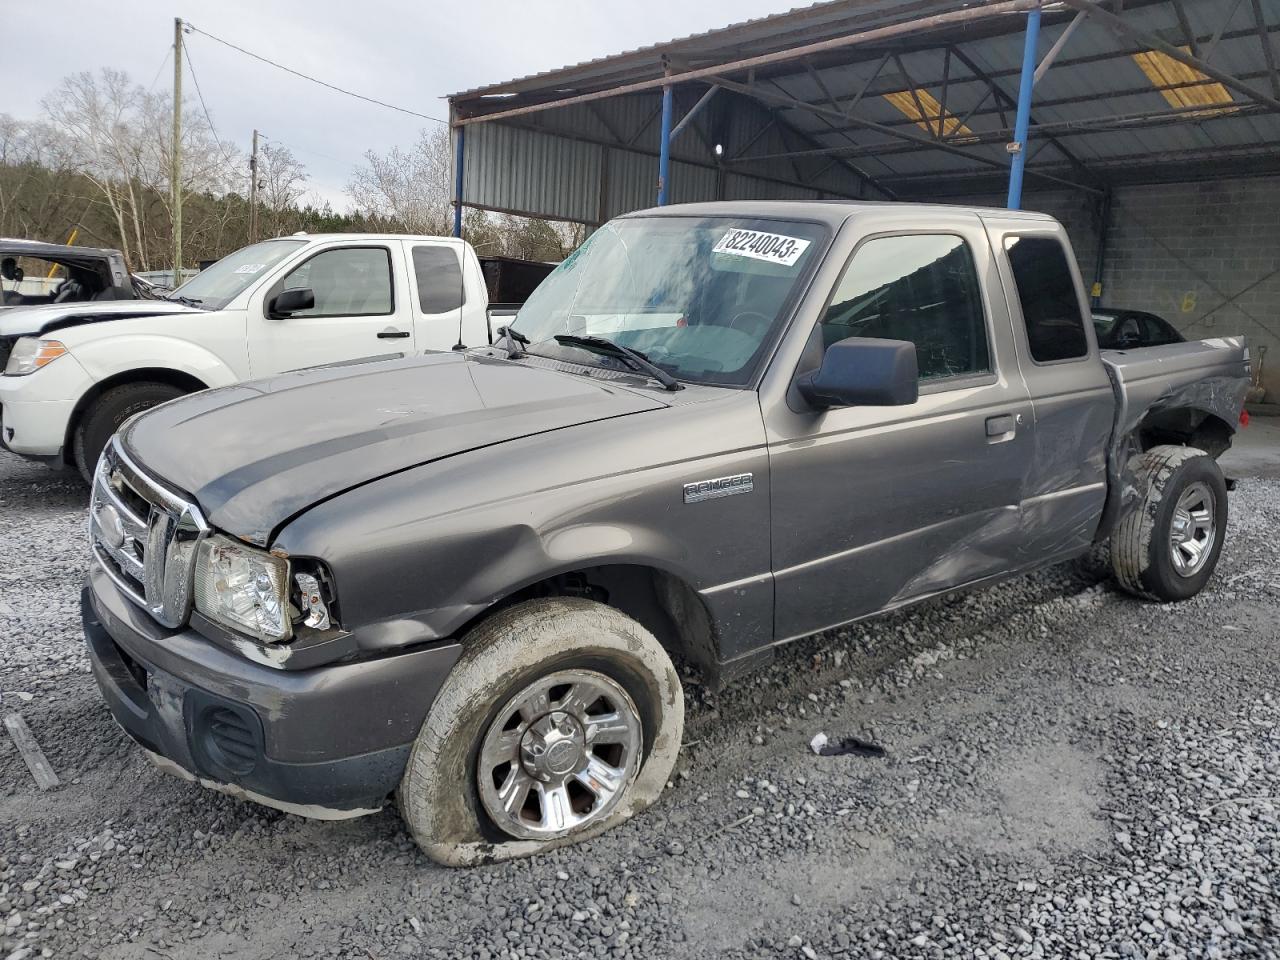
(82, 561), (462, 818)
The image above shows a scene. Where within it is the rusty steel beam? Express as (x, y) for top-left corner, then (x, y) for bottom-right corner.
(722, 100), (1271, 164)
(937, 47), (952, 137)
(1251, 0), (1280, 99)
(1059, 0), (1280, 112)
(817, 66), (1278, 138)
(842, 51), (891, 114)
(456, 0), (1042, 125)
(947, 45), (1096, 184)
(710, 75), (1103, 194)
(1203, 0), (1247, 64)
(1170, 0), (1202, 59)
(796, 63), (891, 193)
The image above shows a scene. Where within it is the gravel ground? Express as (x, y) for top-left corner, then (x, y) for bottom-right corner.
(1, 447), (1277, 960)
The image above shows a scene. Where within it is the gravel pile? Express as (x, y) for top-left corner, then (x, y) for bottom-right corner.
(1, 449), (1277, 959)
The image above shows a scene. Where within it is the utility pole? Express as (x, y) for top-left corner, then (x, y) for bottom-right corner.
(171, 17), (183, 281)
(249, 129), (260, 243)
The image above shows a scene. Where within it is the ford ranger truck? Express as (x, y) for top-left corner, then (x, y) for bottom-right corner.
(81, 202), (1250, 866)
(0, 234), (494, 481)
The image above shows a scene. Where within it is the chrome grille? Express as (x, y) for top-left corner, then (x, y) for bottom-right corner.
(89, 439), (209, 628)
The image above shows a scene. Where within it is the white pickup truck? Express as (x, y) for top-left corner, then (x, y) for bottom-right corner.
(0, 233), (494, 480)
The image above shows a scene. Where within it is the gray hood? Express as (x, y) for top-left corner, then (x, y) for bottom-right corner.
(121, 352), (669, 545)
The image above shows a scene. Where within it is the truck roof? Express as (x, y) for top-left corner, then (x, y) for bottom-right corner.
(622, 200), (1060, 228)
(0, 238), (126, 260)
(261, 233), (472, 244)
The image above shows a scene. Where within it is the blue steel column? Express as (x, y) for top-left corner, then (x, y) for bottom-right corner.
(1006, 2), (1042, 210)
(452, 124), (466, 238)
(656, 83), (674, 206)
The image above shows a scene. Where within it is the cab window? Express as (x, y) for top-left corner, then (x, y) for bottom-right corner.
(821, 234), (990, 381)
(278, 247), (393, 318)
(411, 245), (464, 314)
(1005, 236), (1089, 362)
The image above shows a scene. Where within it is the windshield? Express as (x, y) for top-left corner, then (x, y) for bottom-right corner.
(511, 216), (827, 386)
(170, 239), (305, 310)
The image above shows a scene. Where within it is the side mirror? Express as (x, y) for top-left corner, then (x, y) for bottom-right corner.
(268, 287), (315, 318)
(796, 337), (918, 409)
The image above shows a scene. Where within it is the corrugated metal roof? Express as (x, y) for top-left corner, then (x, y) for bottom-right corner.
(450, 0), (1280, 221)
(449, 0), (953, 100)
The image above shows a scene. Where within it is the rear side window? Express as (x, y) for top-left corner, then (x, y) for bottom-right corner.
(821, 234), (990, 381)
(412, 245), (464, 313)
(1004, 236), (1088, 362)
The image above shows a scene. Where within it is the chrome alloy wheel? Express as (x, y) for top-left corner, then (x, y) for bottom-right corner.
(477, 670), (643, 840)
(1169, 480), (1216, 577)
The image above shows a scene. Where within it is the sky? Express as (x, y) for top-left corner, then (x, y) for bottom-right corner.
(6, 0), (807, 210)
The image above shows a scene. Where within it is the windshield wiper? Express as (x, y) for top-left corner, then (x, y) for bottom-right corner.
(165, 294), (203, 308)
(552, 334), (682, 392)
(496, 324), (529, 358)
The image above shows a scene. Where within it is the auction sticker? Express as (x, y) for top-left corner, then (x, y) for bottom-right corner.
(234, 263), (268, 274)
(713, 228), (810, 267)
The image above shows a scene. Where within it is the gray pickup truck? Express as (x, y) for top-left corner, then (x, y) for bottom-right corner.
(81, 201), (1249, 865)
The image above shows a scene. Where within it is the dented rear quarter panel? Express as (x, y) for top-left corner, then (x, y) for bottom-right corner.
(1103, 337), (1250, 438)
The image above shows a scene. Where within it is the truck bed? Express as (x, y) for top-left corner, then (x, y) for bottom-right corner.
(1095, 335), (1250, 541)
(1103, 335), (1250, 441)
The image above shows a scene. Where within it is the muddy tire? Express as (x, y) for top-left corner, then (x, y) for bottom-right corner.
(397, 597), (684, 867)
(73, 382), (185, 483)
(1110, 444), (1227, 602)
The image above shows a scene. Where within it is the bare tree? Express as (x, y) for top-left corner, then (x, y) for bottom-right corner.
(347, 126), (582, 261)
(346, 126), (452, 235)
(255, 142), (309, 237)
(42, 68), (239, 269)
(0, 115), (89, 243)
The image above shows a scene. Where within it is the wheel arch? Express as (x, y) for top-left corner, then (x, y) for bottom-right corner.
(63, 367), (211, 465)
(452, 562), (723, 682)
(1132, 405), (1236, 459)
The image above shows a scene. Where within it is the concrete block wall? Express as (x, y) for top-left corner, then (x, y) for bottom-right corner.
(949, 175), (1279, 400)
(1098, 178), (1279, 400)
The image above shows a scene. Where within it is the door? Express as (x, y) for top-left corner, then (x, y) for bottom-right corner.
(249, 243), (413, 375)
(767, 221), (1035, 642)
(403, 242), (467, 352)
(991, 229), (1113, 560)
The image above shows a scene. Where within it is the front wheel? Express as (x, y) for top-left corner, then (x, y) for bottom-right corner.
(1110, 444), (1227, 601)
(73, 382), (185, 483)
(398, 598), (684, 866)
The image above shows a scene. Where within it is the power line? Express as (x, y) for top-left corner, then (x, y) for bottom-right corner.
(146, 48), (172, 93)
(182, 42), (241, 169)
(259, 132), (344, 167)
(183, 22), (448, 125)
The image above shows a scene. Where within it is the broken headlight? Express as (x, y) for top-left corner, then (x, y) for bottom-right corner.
(193, 535), (291, 643)
(293, 571), (331, 631)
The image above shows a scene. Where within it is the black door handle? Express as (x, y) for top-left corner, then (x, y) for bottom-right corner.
(377, 330), (410, 339)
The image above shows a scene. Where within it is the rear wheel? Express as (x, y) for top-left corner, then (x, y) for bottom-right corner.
(397, 598), (684, 866)
(73, 382), (185, 483)
(1110, 444), (1227, 601)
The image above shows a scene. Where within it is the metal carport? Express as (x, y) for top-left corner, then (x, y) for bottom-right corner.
(448, 0), (1280, 397)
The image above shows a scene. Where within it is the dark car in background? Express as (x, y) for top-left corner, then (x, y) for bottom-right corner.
(1093, 307), (1185, 350)
(0, 239), (152, 308)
